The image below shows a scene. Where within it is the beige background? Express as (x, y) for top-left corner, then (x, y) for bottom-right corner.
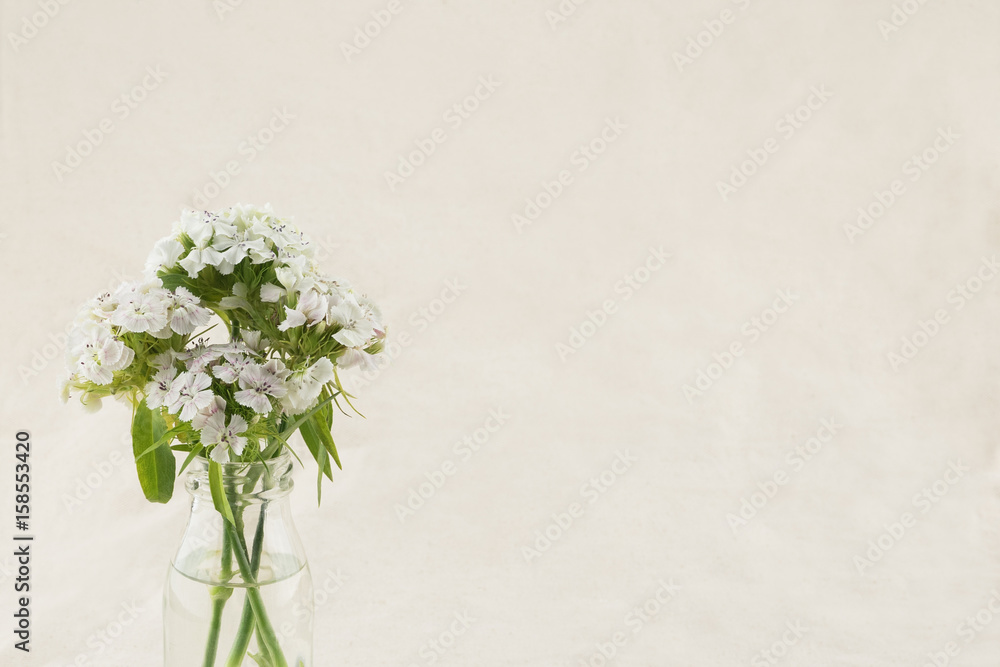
(2, 1), (1000, 665)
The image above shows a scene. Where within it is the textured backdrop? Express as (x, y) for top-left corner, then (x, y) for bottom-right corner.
(2, 1), (1000, 665)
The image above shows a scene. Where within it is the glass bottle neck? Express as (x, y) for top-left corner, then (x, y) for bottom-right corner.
(185, 453), (295, 504)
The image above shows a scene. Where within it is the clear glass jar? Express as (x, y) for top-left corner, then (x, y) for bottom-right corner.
(164, 453), (313, 667)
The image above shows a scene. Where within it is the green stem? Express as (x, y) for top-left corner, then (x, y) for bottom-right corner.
(203, 530), (235, 667)
(225, 505), (268, 666)
(224, 521), (289, 667)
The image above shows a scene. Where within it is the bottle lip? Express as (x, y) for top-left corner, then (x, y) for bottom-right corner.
(189, 450), (293, 470)
(185, 450), (296, 489)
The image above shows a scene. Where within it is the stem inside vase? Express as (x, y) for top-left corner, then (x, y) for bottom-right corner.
(225, 501), (269, 666)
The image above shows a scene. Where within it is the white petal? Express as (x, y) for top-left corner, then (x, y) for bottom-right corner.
(209, 443), (230, 463)
(277, 307), (307, 332)
(260, 284), (285, 302)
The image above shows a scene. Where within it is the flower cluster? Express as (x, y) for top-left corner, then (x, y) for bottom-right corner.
(62, 204), (385, 469)
(61, 279), (213, 411)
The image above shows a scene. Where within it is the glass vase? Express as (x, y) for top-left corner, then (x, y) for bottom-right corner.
(164, 453), (313, 667)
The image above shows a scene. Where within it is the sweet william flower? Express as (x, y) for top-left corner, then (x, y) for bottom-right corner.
(192, 395), (226, 430)
(145, 237), (184, 276)
(278, 289), (328, 332)
(338, 347), (378, 373)
(63, 205), (386, 501)
(78, 390), (104, 413)
(328, 297), (375, 348)
(110, 291), (169, 333)
(277, 307), (307, 331)
(181, 343), (226, 373)
(73, 334), (135, 385)
(213, 352), (255, 384)
(200, 411), (249, 463)
(149, 350), (181, 371)
(281, 357), (334, 414)
(145, 367), (178, 409)
(241, 330), (266, 353)
(259, 283), (285, 303)
(235, 363), (287, 414)
(178, 212), (229, 277)
(169, 287), (212, 334)
(216, 230), (273, 266)
(165, 371), (215, 421)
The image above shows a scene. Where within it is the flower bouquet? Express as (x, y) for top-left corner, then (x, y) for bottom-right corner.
(61, 204), (385, 666)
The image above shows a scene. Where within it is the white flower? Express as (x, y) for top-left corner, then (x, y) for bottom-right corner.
(169, 287), (212, 334)
(110, 291), (169, 333)
(86, 292), (118, 321)
(165, 371), (215, 421)
(60, 374), (105, 412)
(200, 411), (248, 463)
(178, 211), (228, 277)
(216, 229), (273, 266)
(79, 391), (104, 413)
(111, 278), (163, 302)
(328, 297), (375, 348)
(356, 293), (385, 336)
(72, 333), (135, 385)
(278, 289), (328, 332)
(259, 283), (285, 303)
(338, 347), (378, 372)
(181, 343), (225, 373)
(274, 257), (315, 293)
(235, 363), (287, 414)
(277, 306), (307, 332)
(144, 367), (178, 409)
(281, 357), (334, 414)
(149, 350), (180, 371)
(58, 373), (72, 404)
(192, 395), (226, 430)
(213, 352), (254, 384)
(241, 330), (266, 353)
(145, 237), (184, 276)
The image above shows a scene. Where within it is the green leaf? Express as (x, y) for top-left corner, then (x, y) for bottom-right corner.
(209, 460), (236, 525)
(158, 271), (193, 292)
(318, 395), (333, 429)
(299, 419), (334, 482)
(178, 446), (204, 475)
(135, 425), (185, 460)
(315, 435), (329, 505)
(278, 393), (339, 442)
(131, 400), (176, 504)
(309, 413), (342, 471)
